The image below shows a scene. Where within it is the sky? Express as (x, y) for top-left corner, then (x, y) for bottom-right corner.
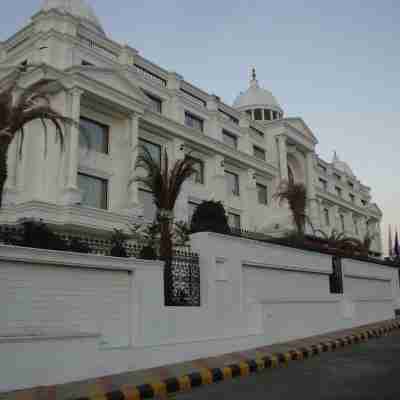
(1, 0), (399, 254)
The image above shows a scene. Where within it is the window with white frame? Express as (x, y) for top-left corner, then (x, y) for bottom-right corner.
(79, 117), (109, 154)
(186, 156), (204, 184)
(253, 145), (266, 161)
(222, 130), (238, 149)
(139, 189), (157, 221)
(226, 171), (240, 196)
(185, 111), (204, 132)
(77, 173), (108, 209)
(228, 212), (241, 229)
(256, 183), (268, 205)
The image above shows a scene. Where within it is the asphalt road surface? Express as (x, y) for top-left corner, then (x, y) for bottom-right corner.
(173, 331), (400, 400)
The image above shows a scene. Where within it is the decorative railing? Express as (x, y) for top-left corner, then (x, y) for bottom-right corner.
(134, 64), (167, 87)
(0, 225), (200, 307)
(78, 35), (118, 60)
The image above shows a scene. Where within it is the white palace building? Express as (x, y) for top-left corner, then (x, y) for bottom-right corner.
(0, 0), (383, 255)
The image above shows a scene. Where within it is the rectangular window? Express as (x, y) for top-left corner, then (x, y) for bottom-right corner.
(361, 199), (367, 206)
(139, 138), (161, 167)
(254, 109), (262, 120)
(228, 212), (241, 230)
(324, 208), (330, 226)
(253, 146), (266, 161)
(226, 171), (240, 196)
(272, 111), (278, 120)
(188, 201), (199, 223)
(77, 173), (108, 210)
(184, 112), (204, 132)
(263, 109), (271, 121)
(146, 93), (162, 114)
(222, 130), (238, 149)
(319, 178), (328, 191)
(256, 183), (268, 205)
(81, 60), (94, 66)
(349, 193), (355, 203)
(79, 117), (109, 154)
(186, 156), (204, 184)
(139, 189), (157, 221)
(335, 186), (342, 198)
(348, 181), (354, 189)
(246, 110), (252, 118)
(353, 217), (359, 235)
(340, 214), (345, 231)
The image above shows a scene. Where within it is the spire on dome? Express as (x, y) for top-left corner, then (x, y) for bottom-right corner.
(250, 67), (259, 88)
(333, 150), (339, 162)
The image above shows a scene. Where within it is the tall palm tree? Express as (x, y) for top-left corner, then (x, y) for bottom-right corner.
(135, 146), (196, 304)
(0, 65), (75, 208)
(274, 181), (311, 238)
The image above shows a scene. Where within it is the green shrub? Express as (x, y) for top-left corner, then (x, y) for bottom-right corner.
(190, 200), (230, 234)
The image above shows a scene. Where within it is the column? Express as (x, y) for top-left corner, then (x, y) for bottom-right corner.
(210, 155), (226, 203)
(306, 151), (319, 232)
(127, 114), (140, 207)
(238, 117), (251, 154)
(171, 138), (188, 222)
(330, 205), (339, 232)
(167, 72), (183, 123)
(2, 136), (19, 206)
(61, 88), (83, 205)
(244, 168), (258, 230)
(277, 135), (288, 181)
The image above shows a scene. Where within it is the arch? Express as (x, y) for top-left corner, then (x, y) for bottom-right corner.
(287, 153), (305, 184)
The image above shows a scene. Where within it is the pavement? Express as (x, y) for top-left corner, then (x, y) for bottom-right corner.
(173, 327), (400, 400)
(2, 319), (399, 400)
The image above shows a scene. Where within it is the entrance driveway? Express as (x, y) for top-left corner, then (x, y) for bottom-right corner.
(174, 330), (400, 400)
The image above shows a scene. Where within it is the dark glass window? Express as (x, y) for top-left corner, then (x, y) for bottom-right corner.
(226, 171), (240, 196)
(79, 117), (109, 154)
(77, 173), (108, 209)
(139, 139), (161, 167)
(246, 110), (252, 119)
(228, 213), (241, 229)
(324, 208), (330, 226)
(222, 130), (238, 149)
(349, 193), (355, 203)
(253, 146), (266, 161)
(185, 112), (204, 132)
(254, 109), (263, 120)
(340, 214), (345, 231)
(335, 186), (342, 197)
(186, 156), (204, 184)
(264, 109), (271, 121)
(353, 217), (359, 235)
(146, 93), (162, 114)
(272, 111), (278, 120)
(81, 60), (94, 66)
(257, 183), (268, 205)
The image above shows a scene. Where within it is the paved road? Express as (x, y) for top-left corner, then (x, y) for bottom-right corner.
(173, 331), (400, 400)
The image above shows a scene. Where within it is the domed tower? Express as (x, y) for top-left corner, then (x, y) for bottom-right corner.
(41, 0), (105, 35)
(233, 68), (284, 122)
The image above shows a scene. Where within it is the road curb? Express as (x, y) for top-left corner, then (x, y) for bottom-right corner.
(73, 320), (400, 400)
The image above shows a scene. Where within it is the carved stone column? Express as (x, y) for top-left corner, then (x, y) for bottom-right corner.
(277, 135), (288, 182)
(61, 88), (83, 205)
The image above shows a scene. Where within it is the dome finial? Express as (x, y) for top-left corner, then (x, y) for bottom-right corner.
(251, 67), (257, 81)
(333, 150), (339, 162)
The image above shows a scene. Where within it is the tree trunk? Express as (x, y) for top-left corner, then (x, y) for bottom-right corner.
(0, 138), (10, 209)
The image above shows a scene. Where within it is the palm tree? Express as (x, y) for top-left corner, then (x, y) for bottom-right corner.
(135, 146), (196, 304)
(274, 181), (311, 238)
(0, 65), (75, 208)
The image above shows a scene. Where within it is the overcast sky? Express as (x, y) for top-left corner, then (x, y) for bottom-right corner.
(1, 0), (399, 254)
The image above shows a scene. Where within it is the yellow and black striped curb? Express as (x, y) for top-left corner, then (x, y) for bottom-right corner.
(73, 321), (400, 400)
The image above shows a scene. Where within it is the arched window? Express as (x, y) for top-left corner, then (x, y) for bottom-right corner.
(288, 166), (295, 184)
